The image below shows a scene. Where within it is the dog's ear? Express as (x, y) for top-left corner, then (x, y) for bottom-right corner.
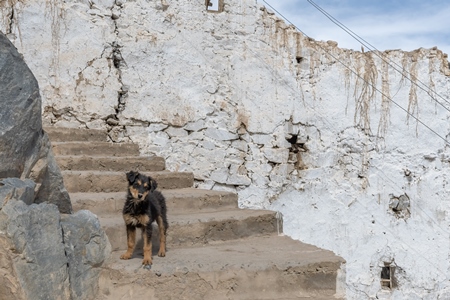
(149, 177), (158, 192)
(126, 171), (138, 183)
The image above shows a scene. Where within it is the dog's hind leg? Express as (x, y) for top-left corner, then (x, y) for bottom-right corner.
(120, 224), (136, 260)
(142, 225), (153, 265)
(156, 215), (167, 257)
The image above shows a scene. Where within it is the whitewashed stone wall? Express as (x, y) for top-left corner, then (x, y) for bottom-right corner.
(3, 0), (450, 298)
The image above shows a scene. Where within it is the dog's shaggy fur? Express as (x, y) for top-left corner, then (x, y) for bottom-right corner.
(120, 171), (168, 265)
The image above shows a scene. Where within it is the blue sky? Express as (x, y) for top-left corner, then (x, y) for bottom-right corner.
(263, 0), (450, 56)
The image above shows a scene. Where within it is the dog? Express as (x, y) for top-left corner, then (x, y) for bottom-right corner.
(120, 171), (168, 266)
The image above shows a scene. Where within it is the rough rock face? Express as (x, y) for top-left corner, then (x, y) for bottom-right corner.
(0, 178), (111, 300)
(4, 0), (450, 298)
(0, 32), (71, 213)
(61, 211), (112, 300)
(0, 234), (26, 300)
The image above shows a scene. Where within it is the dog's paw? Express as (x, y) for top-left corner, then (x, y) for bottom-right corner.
(120, 252), (132, 260)
(142, 257), (153, 265)
(158, 250), (166, 257)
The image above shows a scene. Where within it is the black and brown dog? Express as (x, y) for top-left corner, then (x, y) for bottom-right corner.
(120, 171), (168, 265)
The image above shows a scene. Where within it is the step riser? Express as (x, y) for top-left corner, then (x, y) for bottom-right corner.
(45, 127), (106, 142)
(47, 127), (344, 299)
(63, 172), (194, 193)
(56, 156), (166, 172)
(52, 142), (140, 156)
(99, 265), (340, 300)
(105, 213), (279, 251)
(72, 193), (238, 215)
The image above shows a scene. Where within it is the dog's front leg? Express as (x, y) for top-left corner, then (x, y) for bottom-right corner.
(142, 224), (153, 265)
(156, 215), (167, 257)
(120, 224), (136, 260)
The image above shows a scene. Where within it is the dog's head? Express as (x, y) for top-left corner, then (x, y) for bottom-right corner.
(126, 171), (158, 201)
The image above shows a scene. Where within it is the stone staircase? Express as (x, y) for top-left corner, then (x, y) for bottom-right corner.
(46, 127), (345, 300)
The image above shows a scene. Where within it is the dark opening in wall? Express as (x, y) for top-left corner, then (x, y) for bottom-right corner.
(286, 134), (308, 170)
(286, 134), (307, 153)
(296, 56), (304, 64)
(389, 194), (410, 219)
(381, 263), (396, 289)
(286, 134), (298, 147)
(205, 0), (223, 12)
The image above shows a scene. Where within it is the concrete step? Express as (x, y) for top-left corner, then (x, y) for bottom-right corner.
(55, 155), (166, 172)
(100, 209), (281, 251)
(47, 126), (345, 299)
(45, 126), (107, 142)
(62, 171), (194, 193)
(52, 142), (140, 156)
(98, 235), (344, 300)
(71, 188), (238, 215)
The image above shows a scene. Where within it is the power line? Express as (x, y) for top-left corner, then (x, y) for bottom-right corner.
(261, 0), (450, 279)
(307, 0), (450, 113)
(261, 0), (450, 238)
(261, 0), (450, 147)
(199, 0), (450, 281)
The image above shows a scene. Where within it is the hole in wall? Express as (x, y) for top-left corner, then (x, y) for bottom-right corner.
(380, 263), (396, 289)
(286, 134), (298, 146)
(296, 56), (304, 64)
(205, 0), (222, 12)
(380, 266), (391, 287)
(286, 134), (307, 153)
(389, 194), (410, 219)
(286, 134), (308, 170)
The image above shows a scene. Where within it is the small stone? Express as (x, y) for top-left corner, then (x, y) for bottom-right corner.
(263, 148), (289, 164)
(205, 128), (238, 141)
(184, 119), (206, 132)
(165, 127), (188, 138)
(106, 118), (119, 126)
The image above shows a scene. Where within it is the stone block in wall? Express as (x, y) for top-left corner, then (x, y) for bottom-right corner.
(263, 148), (289, 164)
(184, 119), (206, 132)
(205, 128), (238, 141)
(251, 134), (273, 146)
(165, 126), (188, 137)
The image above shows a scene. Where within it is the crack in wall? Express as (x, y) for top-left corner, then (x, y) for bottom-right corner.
(104, 1), (129, 141)
(1, 0), (24, 45)
(7, 3), (13, 34)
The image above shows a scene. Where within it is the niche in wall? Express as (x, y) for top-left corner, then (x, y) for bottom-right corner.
(206, 0), (224, 12)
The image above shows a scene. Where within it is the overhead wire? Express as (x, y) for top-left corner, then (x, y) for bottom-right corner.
(302, 0), (450, 238)
(202, 1), (450, 241)
(192, 0), (450, 277)
(261, 0), (450, 147)
(307, 0), (450, 112)
(300, 0), (450, 237)
(261, 0), (450, 278)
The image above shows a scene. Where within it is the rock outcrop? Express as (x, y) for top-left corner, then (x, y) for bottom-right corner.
(0, 32), (71, 213)
(0, 32), (110, 299)
(0, 178), (111, 300)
